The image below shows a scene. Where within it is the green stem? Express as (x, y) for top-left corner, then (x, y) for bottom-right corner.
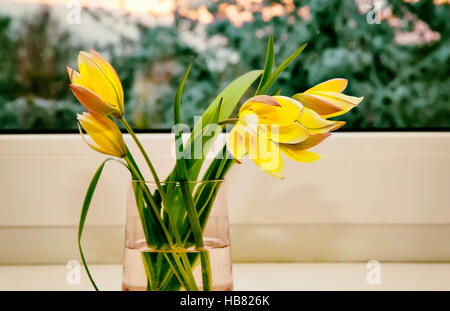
(126, 155), (199, 291)
(217, 118), (238, 125)
(141, 253), (157, 291)
(125, 156), (174, 248)
(200, 251), (212, 290)
(179, 181), (212, 291)
(162, 253), (188, 290)
(164, 253), (199, 291)
(120, 118), (169, 209)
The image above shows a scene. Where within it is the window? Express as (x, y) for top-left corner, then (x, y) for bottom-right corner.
(0, 0), (448, 131)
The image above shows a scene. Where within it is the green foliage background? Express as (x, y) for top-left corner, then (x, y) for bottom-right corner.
(0, 0), (448, 130)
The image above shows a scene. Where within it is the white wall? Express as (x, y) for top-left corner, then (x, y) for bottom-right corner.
(0, 132), (449, 263)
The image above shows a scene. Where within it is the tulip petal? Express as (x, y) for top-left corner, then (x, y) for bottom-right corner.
(292, 93), (343, 116)
(280, 133), (330, 151)
(66, 66), (81, 84)
(308, 123), (346, 134)
(314, 91), (363, 106)
(78, 52), (121, 112)
(317, 93), (363, 118)
(240, 96), (302, 126)
(279, 133), (329, 163)
(78, 123), (111, 156)
(66, 66), (93, 91)
(298, 107), (337, 131)
(78, 117), (117, 156)
(279, 145), (322, 163)
(77, 112), (126, 157)
(241, 95), (281, 108)
(327, 121), (346, 132)
(88, 49), (124, 112)
(260, 122), (310, 144)
(305, 78), (348, 93)
(240, 101), (280, 123)
(92, 114), (125, 152)
(227, 124), (246, 162)
(246, 130), (284, 179)
(321, 110), (348, 118)
(302, 120), (345, 134)
(272, 96), (304, 124)
(70, 85), (119, 117)
(78, 114), (116, 155)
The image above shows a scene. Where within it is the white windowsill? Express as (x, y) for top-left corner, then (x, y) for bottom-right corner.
(1, 133), (449, 263)
(1, 263), (450, 291)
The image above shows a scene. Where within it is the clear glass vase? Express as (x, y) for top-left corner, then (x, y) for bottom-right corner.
(122, 180), (233, 291)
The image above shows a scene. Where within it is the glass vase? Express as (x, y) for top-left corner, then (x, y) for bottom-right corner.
(122, 180), (233, 291)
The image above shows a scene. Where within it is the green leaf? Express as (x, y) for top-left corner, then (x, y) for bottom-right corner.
(197, 70), (262, 129)
(258, 42), (308, 95)
(256, 34), (274, 95)
(174, 63), (192, 181)
(214, 97), (224, 123)
(271, 88), (282, 96)
(174, 63), (192, 126)
(78, 158), (126, 291)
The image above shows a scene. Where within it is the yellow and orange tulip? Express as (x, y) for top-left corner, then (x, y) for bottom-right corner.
(77, 112), (126, 158)
(67, 49), (124, 119)
(227, 79), (363, 178)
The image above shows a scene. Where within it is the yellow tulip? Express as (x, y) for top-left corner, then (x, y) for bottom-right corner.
(227, 86), (361, 178)
(292, 78), (363, 118)
(77, 112), (126, 158)
(67, 49), (124, 118)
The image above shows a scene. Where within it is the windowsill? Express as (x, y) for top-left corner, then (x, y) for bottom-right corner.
(1, 263), (450, 291)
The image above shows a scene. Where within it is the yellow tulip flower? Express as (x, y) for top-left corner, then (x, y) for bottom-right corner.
(227, 83), (362, 178)
(77, 112), (126, 158)
(67, 49), (124, 119)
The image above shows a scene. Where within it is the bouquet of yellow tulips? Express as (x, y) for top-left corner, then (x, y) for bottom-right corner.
(68, 35), (362, 291)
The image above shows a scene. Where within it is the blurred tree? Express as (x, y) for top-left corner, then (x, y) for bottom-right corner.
(0, 16), (16, 100)
(0, 1), (448, 130)
(119, 0), (449, 129)
(0, 7), (82, 130)
(15, 8), (75, 99)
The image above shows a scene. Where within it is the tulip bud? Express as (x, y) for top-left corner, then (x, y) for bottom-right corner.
(77, 112), (126, 158)
(68, 49), (124, 118)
